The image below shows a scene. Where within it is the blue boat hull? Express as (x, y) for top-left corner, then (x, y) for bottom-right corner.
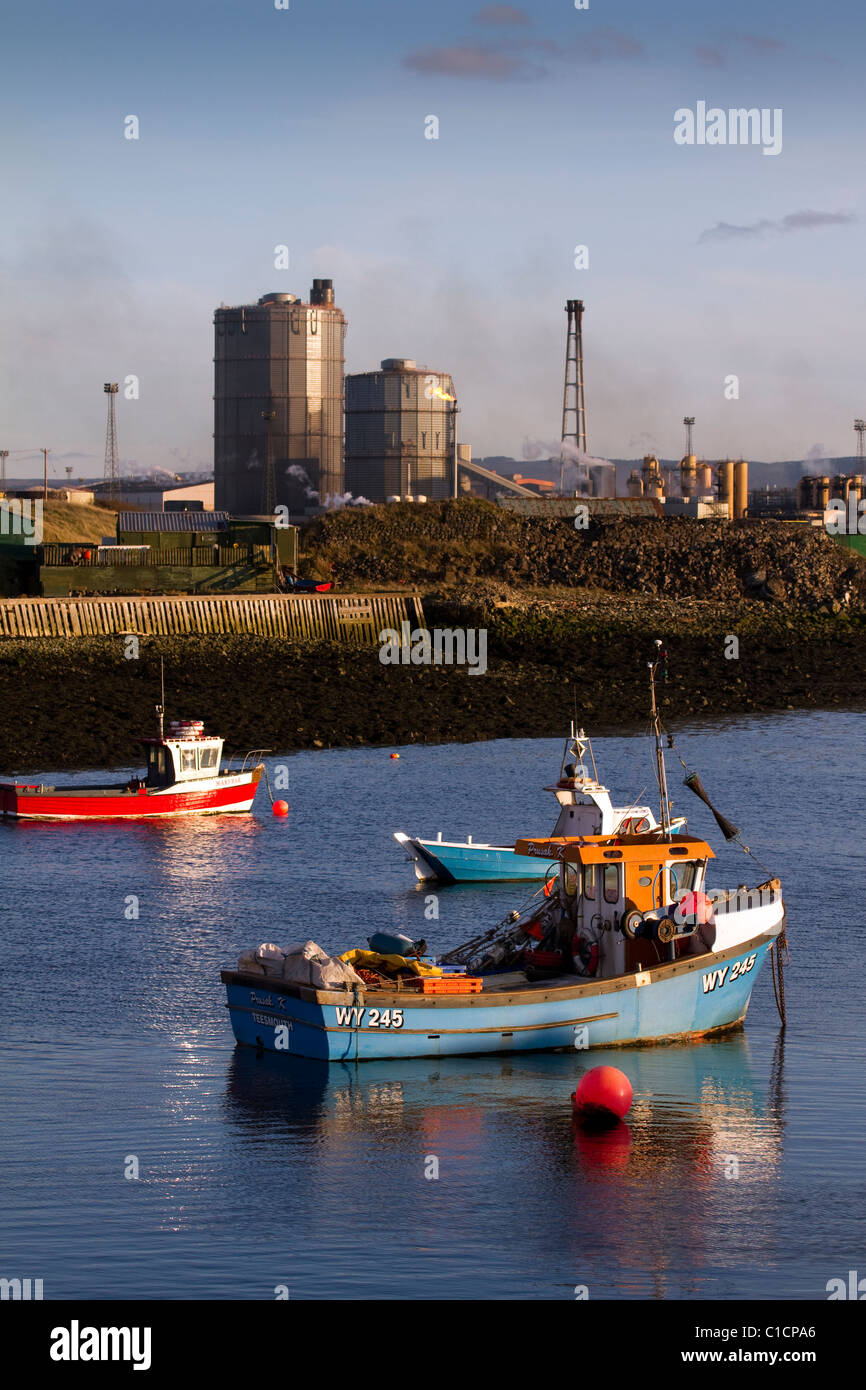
(222, 934), (776, 1062)
(409, 839), (556, 883)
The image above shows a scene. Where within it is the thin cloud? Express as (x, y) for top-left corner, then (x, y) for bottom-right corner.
(403, 44), (542, 80)
(475, 4), (531, 25)
(695, 32), (785, 67)
(404, 27), (643, 81)
(736, 33), (785, 55)
(699, 210), (856, 243)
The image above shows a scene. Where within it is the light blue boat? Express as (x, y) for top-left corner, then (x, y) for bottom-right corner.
(394, 727), (682, 884)
(221, 926), (783, 1062)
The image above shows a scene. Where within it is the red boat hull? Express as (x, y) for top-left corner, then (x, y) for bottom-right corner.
(0, 768), (263, 820)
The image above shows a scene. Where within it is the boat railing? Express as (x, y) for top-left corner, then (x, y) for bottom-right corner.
(224, 749), (271, 773)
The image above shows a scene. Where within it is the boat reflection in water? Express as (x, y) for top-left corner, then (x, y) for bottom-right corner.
(222, 1031), (786, 1298)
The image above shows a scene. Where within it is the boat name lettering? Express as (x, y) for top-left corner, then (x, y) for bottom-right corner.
(702, 954), (756, 993)
(249, 991), (274, 1005)
(334, 1006), (404, 1029)
(252, 1012), (292, 1028)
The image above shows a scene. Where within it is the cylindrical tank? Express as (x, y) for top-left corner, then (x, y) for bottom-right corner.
(717, 460), (735, 508)
(831, 473), (848, 505)
(817, 476), (830, 510)
(733, 460), (748, 519)
(852, 475), (866, 507)
(680, 453), (697, 498)
(626, 469), (643, 497)
(697, 462), (713, 493)
(310, 278), (335, 305)
(797, 476), (814, 511)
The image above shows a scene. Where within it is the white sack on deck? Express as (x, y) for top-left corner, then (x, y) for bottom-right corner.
(281, 940), (364, 991)
(237, 943), (287, 978)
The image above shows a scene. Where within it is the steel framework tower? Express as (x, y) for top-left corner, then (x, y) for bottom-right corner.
(855, 419), (865, 461)
(103, 383), (119, 499)
(560, 299), (587, 493)
(683, 416), (695, 456)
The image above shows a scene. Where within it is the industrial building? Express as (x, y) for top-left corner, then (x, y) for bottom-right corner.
(345, 359), (457, 503)
(214, 280), (346, 515)
(91, 479), (216, 511)
(33, 511), (298, 598)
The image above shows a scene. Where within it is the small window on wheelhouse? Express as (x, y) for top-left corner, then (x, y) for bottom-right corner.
(583, 865), (597, 900)
(603, 864), (620, 903)
(180, 748), (197, 773)
(199, 746), (219, 769)
(562, 863), (579, 897)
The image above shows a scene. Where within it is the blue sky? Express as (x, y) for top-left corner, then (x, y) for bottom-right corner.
(1, 0), (863, 480)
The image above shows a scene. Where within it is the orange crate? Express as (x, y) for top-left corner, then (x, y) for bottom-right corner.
(407, 976), (484, 994)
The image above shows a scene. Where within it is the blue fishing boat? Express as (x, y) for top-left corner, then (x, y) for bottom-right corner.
(394, 726), (683, 883)
(222, 645), (788, 1061)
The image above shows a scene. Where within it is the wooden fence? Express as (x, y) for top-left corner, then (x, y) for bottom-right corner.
(0, 593), (425, 642)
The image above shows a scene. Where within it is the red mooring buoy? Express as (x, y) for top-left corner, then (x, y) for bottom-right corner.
(272, 800), (289, 817)
(572, 1066), (633, 1122)
(390, 753), (400, 760)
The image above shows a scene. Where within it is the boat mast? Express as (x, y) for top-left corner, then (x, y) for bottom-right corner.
(648, 640), (672, 835)
(155, 657), (165, 740)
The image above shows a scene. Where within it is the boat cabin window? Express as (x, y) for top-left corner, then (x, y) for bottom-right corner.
(583, 865), (597, 900)
(180, 748), (197, 773)
(561, 863), (579, 898)
(603, 864), (620, 903)
(199, 746), (219, 769)
(669, 860), (701, 896)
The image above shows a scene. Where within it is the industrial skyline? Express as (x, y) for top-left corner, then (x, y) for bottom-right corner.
(1, 0), (863, 479)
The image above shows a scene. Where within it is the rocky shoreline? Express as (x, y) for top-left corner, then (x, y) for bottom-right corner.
(1, 596), (863, 773)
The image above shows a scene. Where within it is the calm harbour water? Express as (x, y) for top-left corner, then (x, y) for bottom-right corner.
(1, 711), (864, 1300)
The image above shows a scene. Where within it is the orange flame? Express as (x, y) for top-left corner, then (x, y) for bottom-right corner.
(430, 386), (456, 401)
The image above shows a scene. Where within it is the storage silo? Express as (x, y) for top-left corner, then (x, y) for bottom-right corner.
(680, 453), (697, 498)
(817, 476), (831, 510)
(733, 460), (748, 519)
(717, 460), (735, 510)
(214, 280), (347, 514)
(345, 359), (457, 503)
(626, 469), (643, 497)
(697, 461), (713, 494)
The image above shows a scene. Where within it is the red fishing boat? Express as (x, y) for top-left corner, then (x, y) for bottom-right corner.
(0, 704), (265, 821)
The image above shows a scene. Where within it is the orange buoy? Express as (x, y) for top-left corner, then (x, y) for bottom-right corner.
(272, 800), (289, 817)
(390, 753), (400, 760)
(572, 1066), (633, 1121)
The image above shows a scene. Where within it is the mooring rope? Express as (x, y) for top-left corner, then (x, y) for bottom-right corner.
(769, 926), (789, 1027)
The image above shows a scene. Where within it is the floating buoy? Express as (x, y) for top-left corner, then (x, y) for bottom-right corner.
(272, 800), (289, 817)
(390, 753), (400, 760)
(572, 1065), (633, 1122)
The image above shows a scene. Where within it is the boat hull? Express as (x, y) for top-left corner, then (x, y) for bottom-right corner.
(396, 833), (556, 883)
(0, 767), (262, 820)
(222, 930), (779, 1062)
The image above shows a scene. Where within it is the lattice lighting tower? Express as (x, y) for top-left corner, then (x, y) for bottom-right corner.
(103, 383), (120, 500)
(560, 299), (587, 494)
(855, 419), (865, 461)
